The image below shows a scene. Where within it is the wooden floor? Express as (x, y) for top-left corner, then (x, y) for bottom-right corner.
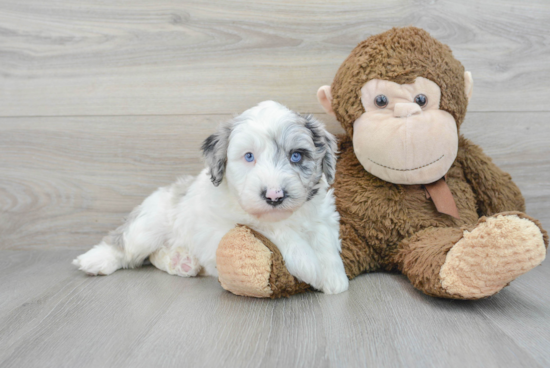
(0, 249), (549, 368)
(1, 0), (550, 367)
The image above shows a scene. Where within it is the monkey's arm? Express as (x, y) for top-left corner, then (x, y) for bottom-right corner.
(456, 135), (525, 216)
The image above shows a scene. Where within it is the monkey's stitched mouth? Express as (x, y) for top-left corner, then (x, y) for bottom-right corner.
(368, 154), (444, 171)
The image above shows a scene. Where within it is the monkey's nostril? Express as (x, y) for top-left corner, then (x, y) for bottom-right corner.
(394, 103), (422, 118)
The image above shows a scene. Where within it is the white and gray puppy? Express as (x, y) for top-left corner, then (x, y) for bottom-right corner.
(73, 101), (349, 294)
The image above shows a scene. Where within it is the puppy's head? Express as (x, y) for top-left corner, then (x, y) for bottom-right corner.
(202, 101), (337, 222)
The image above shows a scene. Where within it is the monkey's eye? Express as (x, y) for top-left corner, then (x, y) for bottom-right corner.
(374, 95), (388, 108)
(414, 94), (428, 107)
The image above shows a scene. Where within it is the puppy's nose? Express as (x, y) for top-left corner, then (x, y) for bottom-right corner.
(263, 188), (285, 206)
(394, 103), (422, 118)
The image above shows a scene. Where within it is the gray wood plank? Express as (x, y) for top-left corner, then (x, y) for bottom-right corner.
(0, 250), (83, 316)
(0, 0), (549, 116)
(1, 112), (548, 250)
(0, 114), (225, 250)
(0, 249), (547, 368)
(0, 250), (183, 367)
(474, 262), (550, 367)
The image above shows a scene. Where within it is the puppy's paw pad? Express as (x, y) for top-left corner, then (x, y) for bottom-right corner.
(164, 248), (200, 277)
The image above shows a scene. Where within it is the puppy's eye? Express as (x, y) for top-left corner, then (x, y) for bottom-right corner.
(290, 152), (302, 163)
(244, 152), (254, 162)
(414, 94), (428, 107)
(374, 95), (388, 108)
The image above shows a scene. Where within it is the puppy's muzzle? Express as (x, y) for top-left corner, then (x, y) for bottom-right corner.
(262, 188), (286, 207)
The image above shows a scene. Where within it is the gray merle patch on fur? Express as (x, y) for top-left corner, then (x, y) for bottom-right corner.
(304, 117), (325, 150)
(307, 188), (319, 201)
(201, 121), (233, 186)
(302, 114), (337, 184)
(102, 206), (143, 249)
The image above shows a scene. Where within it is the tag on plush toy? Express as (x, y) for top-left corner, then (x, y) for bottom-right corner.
(424, 178), (460, 219)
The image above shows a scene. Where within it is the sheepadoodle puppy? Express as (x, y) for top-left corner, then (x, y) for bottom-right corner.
(73, 101), (349, 294)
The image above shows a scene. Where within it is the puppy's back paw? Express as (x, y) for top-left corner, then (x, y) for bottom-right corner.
(73, 243), (123, 276)
(149, 247), (201, 277)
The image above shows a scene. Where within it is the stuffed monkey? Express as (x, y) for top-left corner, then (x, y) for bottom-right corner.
(215, 27), (548, 299)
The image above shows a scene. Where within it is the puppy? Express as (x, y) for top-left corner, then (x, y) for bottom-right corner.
(73, 101), (349, 294)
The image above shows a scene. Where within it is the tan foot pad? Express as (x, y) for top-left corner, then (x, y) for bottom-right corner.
(216, 226), (274, 298)
(440, 214), (546, 299)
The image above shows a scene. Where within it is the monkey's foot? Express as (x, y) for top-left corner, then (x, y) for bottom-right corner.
(216, 225), (310, 298)
(440, 213), (547, 299)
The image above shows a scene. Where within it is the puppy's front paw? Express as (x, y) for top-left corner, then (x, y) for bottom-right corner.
(284, 252), (323, 290)
(73, 243), (123, 276)
(321, 270), (349, 295)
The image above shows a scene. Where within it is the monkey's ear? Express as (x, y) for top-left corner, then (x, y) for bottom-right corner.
(464, 71), (474, 101)
(201, 120), (233, 186)
(317, 85), (335, 116)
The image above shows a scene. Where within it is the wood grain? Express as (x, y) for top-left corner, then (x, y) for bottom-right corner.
(1, 112), (548, 250)
(1, 1), (549, 366)
(0, 0), (549, 116)
(0, 249), (548, 368)
(474, 259), (550, 366)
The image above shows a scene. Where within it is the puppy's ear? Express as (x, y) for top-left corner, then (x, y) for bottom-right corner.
(303, 115), (338, 185)
(322, 130), (338, 185)
(201, 120), (233, 186)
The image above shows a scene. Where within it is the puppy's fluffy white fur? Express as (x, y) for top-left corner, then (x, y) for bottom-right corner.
(73, 101), (349, 294)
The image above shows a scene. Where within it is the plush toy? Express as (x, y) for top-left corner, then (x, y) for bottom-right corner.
(215, 27), (548, 299)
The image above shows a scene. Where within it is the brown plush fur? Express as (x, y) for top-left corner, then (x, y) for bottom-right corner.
(217, 225), (274, 298)
(335, 133), (531, 281)
(331, 27), (468, 138)
(329, 27), (546, 298)
(217, 26), (547, 300)
(396, 227), (465, 299)
(247, 228), (311, 299)
(217, 225), (310, 299)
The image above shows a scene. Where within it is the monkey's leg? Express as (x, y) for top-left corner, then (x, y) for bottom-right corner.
(396, 213), (547, 299)
(216, 225), (311, 298)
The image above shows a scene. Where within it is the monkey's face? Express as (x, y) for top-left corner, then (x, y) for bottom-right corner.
(351, 77), (458, 185)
